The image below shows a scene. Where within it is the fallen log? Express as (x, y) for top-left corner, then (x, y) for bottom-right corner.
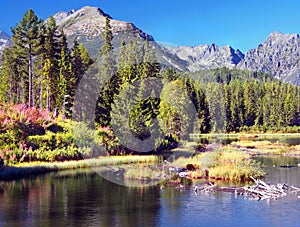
(190, 177), (300, 201)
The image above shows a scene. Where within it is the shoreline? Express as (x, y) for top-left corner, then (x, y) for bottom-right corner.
(2, 135), (300, 182)
(190, 133), (300, 139)
(0, 155), (159, 181)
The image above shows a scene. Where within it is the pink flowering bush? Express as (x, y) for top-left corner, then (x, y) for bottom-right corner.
(0, 104), (121, 164)
(0, 104), (52, 132)
(0, 104), (65, 164)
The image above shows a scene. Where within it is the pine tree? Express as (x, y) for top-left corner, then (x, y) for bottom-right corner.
(96, 17), (117, 126)
(0, 46), (23, 103)
(142, 38), (160, 79)
(57, 30), (72, 112)
(123, 39), (162, 141)
(11, 9), (42, 107)
(68, 38), (94, 117)
(99, 17), (116, 79)
(42, 16), (62, 110)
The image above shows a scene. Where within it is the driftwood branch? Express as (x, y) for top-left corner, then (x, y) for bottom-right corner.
(191, 177), (300, 201)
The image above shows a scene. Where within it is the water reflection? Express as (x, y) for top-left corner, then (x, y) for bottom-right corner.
(1, 157), (300, 226)
(0, 170), (161, 227)
(193, 136), (300, 146)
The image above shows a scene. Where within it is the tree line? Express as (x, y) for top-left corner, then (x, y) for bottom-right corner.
(0, 9), (93, 113)
(204, 80), (300, 133)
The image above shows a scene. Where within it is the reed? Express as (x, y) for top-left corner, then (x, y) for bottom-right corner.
(231, 140), (300, 155)
(123, 148), (266, 183)
(0, 155), (159, 180)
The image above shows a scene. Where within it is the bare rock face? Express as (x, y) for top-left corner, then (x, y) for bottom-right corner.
(0, 30), (11, 56)
(237, 31), (300, 83)
(167, 44), (244, 72)
(53, 6), (154, 41)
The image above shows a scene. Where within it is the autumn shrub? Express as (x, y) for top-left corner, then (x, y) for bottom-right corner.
(0, 104), (52, 148)
(0, 104), (52, 130)
(0, 104), (81, 163)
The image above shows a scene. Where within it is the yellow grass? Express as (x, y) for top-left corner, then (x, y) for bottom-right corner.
(0, 155), (160, 180)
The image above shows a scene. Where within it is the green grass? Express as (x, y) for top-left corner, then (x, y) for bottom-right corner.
(124, 165), (167, 181)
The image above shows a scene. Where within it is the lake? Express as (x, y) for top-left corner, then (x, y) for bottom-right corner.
(1, 156), (300, 227)
(194, 135), (300, 146)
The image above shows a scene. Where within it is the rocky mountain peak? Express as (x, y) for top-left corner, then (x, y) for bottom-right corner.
(53, 6), (112, 24)
(54, 6), (154, 41)
(237, 31), (300, 83)
(267, 30), (283, 38)
(264, 30), (300, 47)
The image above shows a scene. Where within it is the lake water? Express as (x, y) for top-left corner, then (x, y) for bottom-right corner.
(195, 136), (300, 146)
(1, 157), (300, 227)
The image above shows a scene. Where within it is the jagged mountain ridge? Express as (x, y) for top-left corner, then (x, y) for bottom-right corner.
(2, 6), (300, 84)
(167, 44), (244, 72)
(237, 31), (300, 84)
(52, 6), (243, 71)
(163, 31), (300, 84)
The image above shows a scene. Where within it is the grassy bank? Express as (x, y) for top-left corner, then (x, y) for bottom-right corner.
(231, 140), (300, 155)
(124, 147), (266, 183)
(190, 133), (300, 139)
(173, 147), (265, 181)
(0, 155), (159, 181)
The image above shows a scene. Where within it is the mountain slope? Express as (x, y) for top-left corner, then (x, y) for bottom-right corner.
(167, 44), (244, 72)
(237, 31), (300, 84)
(54, 6), (188, 71)
(54, 6), (154, 41)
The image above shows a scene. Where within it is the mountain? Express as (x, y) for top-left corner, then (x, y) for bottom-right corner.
(3, 6), (300, 84)
(54, 6), (188, 71)
(169, 31), (300, 84)
(0, 31), (11, 56)
(237, 31), (300, 84)
(54, 6), (154, 42)
(167, 44), (244, 72)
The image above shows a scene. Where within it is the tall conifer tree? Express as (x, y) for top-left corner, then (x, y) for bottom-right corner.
(11, 9), (41, 107)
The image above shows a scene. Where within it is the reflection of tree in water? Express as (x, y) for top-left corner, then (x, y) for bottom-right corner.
(0, 172), (161, 226)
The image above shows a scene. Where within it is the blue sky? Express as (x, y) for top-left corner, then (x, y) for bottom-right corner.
(1, 0), (300, 52)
